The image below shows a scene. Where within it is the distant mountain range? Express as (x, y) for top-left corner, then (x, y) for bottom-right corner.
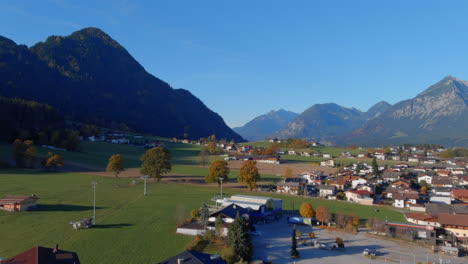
(0, 28), (243, 142)
(237, 76), (468, 147)
(349, 76), (468, 147)
(233, 109), (298, 141)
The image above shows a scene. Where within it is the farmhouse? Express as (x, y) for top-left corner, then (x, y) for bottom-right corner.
(207, 204), (250, 236)
(176, 222), (206, 236)
(320, 159), (335, 167)
(319, 185), (336, 198)
(276, 182), (302, 195)
(438, 213), (468, 239)
(0, 245), (81, 264)
(393, 193), (419, 208)
(404, 212), (440, 227)
(0, 195), (39, 211)
(345, 190), (373, 205)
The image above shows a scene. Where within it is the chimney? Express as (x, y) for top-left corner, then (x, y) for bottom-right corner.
(177, 258), (184, 264)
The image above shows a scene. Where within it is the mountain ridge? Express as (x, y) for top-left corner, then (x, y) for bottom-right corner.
(233, 109), (298, 141)
(0, 27), (243, 142)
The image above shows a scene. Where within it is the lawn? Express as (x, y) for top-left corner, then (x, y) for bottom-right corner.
(0, 170), (404, 263)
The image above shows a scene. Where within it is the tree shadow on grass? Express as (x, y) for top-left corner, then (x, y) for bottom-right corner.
(38, 204), (107, 212)
(93, 223), (133, 229)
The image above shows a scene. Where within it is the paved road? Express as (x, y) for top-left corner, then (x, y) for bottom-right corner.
(251, 218), (468, 264)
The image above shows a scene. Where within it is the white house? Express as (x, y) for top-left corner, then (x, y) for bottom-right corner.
(417, 175), (433, 186)
(320, 160), (335, 167)
(319, 185), (336, 198)
(288, 150), (296, 155)
(322, 154), (331, 158)
(351, 178), (368, 189)
(430, 196), (452, 204)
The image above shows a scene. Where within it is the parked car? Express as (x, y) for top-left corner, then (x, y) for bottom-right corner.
(362, 249), (377, 256)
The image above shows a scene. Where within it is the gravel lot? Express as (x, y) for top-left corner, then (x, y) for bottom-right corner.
(251, 218), (468, 264)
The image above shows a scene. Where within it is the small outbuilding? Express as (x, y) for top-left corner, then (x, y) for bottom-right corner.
(0, 196), (39, 212)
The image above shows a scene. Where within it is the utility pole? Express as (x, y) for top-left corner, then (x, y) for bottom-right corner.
(92, 181), (97, 225)
(220, 177), (224, 200)
(143, 175), (149, 196)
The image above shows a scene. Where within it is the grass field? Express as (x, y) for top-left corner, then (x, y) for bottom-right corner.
(0, 171), (404, 263)
(0, 140), (406, 263)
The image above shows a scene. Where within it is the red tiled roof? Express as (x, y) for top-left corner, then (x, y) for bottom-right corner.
(404, 212), (437, 222)
(1, 246), (80, 264)
(438, 213), (468, 227)
(451, 189), (468, 201)
(347, 190), (372, 196)
(0, 196), (38, 205)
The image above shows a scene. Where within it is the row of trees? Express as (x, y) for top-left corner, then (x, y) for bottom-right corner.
(205, 159), (260, 191)
(105, 147), (172, 180)
(299, 202), (359, 231)
(12, 139), (63, 170)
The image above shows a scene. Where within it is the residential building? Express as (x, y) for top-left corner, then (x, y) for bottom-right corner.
(0, 245), (80, 264)
(438, 214), (468, 239)
(319, 185), (336, 198)
(320, 159), (335, 167)
(345, 190), (373, 205)
(404, 212), (440, 227)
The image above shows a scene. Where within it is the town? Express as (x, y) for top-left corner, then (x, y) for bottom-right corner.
(1, 135), (468, 264)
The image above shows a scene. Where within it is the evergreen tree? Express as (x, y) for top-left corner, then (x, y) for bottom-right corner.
(371, 157), (380, 176)
(199, 203), (210, 226)
(290, 226), (299, 258)
(227, 212), (253, 262)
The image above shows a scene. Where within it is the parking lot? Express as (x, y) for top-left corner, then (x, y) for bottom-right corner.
(251, 218), (468, 264)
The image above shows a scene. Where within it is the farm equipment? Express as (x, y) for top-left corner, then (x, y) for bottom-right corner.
(70, 218), (93, 230)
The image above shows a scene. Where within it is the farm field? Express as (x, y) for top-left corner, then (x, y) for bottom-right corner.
(0, 170), (405, 263)
(0, 140), (407, 263)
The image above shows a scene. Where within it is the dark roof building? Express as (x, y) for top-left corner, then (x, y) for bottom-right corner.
(209, 204), (249, 219)
(0, 246), (80, 264)
(158, 250), (226, 264)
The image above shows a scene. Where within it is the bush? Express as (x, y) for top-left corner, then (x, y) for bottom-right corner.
(221, 246), (237, 264)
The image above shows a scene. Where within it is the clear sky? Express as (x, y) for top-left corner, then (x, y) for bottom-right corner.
(1, 0), (468, 127)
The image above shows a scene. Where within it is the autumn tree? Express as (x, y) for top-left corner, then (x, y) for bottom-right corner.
(238, 160), (260, 191)
(315, 206), (331, 224)
(420, 186), (427, 194)
(206, 160), (230, 185)
(283, 167), (293, 179)
(106, 154), (124, 178)
(140, 147), (171, 181)
(299, 202), (314, 218)
(336, 237), (345, 248)
(43, 152), (64, 171)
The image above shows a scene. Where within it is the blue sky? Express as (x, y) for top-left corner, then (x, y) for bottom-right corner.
(1, 0), (468, 127)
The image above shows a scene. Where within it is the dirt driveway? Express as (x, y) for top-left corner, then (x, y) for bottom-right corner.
(227, 160), (337, 177)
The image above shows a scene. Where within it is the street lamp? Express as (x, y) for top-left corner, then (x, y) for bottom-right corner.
(220, 177), (224, 200)
(143, 175), (149, 196)
(91, 181), (97, 225)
